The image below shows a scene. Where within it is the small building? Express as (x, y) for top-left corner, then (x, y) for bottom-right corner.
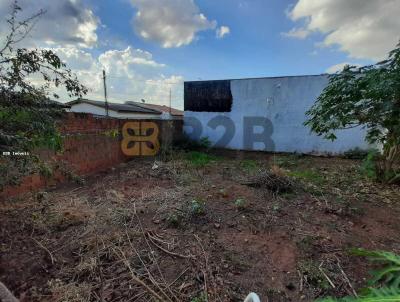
(184, 75), (371, 155)
(66, 99), (178, 120)
(124, 101), (183, 120)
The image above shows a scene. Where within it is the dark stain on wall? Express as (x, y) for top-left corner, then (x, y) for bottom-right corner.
(184, 80), (232, 112)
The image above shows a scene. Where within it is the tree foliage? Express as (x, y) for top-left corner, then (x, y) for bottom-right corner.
(0, 1), (87, 189)
(305, 42), (400, 183)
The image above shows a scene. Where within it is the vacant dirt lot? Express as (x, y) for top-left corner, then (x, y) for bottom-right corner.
(1, 150), (399, 302)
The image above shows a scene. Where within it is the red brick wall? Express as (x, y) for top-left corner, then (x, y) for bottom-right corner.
(1, 112), (183, 199)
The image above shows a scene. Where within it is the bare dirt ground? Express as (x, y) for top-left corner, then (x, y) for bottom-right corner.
(1, 150), (399, 302)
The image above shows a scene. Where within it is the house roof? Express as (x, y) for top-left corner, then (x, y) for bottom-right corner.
(125, 101), (183, 116)
(46, 99), (71, 108)
(66, 99), (162, 114)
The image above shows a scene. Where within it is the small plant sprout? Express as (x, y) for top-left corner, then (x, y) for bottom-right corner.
(166, 212), (182, 227)
(234, 198), (247, 210)
(189, 199), (206, 216)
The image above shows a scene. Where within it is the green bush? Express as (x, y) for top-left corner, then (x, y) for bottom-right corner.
(360, 149), (381, 181)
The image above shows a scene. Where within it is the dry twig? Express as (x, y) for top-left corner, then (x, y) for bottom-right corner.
(112, 246), (167, 302)
(32, 237), (55, 264)
(147, 233), (192, 259)
(318, 262), (336, 289)
(334, 256), (358, 297)
(194, 234), (209, 301)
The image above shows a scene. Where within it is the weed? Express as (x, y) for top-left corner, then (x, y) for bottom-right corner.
(234, 198), (247, 210)
(166, 212), (183, 227)
(298, 260), (330, 290)
(272, 202), (282, 213)
(189, 199), (206, 216)
(48, 279), (92, 302)
(241, 159), (258, 171)
(110, 207), (132, 226)
(103, 128), (119, 138)
(288, 169), (325, 185)
(186, 151), (218, 167)
(296, 236), (317, 254)
(274, 154), (303, 168)
(59, 164), (85, 185)
(199, 137), (212, 149)
(191, 292), (208, 302)
(176, 135), (211, 151)
(223, 251), (252, 272)
(38, 162), (53, 178)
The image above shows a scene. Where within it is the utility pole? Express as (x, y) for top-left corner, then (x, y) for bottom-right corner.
(169, 87), (172, 114)
(102, 69), (109, 117)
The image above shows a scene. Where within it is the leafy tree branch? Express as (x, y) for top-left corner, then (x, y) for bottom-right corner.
(0, 0), (87, 189)
(305, 42), (400, 183)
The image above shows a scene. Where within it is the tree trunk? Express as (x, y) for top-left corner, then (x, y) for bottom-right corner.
(383, 143), (400, 184)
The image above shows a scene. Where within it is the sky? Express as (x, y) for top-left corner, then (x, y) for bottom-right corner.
(0, 0), (399, 109)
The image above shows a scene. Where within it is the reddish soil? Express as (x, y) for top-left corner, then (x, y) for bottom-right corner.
(1, 151), (399, 302)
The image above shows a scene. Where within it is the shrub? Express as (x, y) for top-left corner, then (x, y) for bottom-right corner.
(360, 149), (400, 183)
(317, 248), (400, 301)
(360, 149), (381, 181)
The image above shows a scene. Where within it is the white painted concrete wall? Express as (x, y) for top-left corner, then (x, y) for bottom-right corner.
(184, 75), (371, 155)
(69, 103), (162, 119)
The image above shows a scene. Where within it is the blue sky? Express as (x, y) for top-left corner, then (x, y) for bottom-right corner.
(92, 0), (370, 80)
(0, 0), (399, 108)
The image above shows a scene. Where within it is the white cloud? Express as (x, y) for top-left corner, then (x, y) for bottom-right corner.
(0, 1), (184, 108)
(51, 46), (184, 108)
(285, 0), (400, 61)
(282, 27), (309, 39)
(0, 0), (99, 48)
(130, 0), (217, 48)
(99, 47), (165, 72)
(325, 62), (361, 74)
(216, 26), (230, 39)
